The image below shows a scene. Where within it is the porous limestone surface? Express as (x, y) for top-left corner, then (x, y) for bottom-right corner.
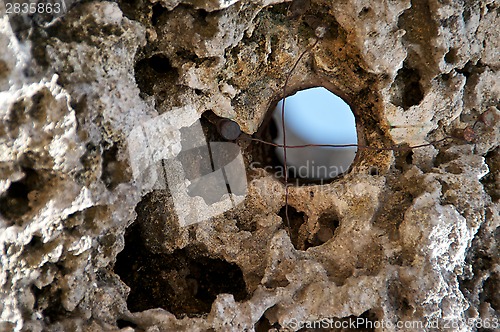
(0, 0), (498, 331)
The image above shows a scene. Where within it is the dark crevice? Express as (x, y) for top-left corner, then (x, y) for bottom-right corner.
(358, 7), (371, 17)
(486, 3), (497, 12)
(278, 206), (307, 250)
(480, 147), (499, 202)
(254, 315), (275, 332)
(458, 213), (499, 317)
(482, 273), (500, 311)
(26, 235), (44, 250)
(175, 49), (200, 62)
(390, 64), (424, 110)
(254, 307), (281, 332)
(101, 144), (131, 190)
(444, 47), (459, 64)
(455, 60), (476, 79)
(304, 210), (339, 249)
(134, 54), (179, 96)
(116, 319), (137, 329)
(441, 72), (451, 82)
(117, 0), (148, 22)
(32, 284), (70, 325)
(152, 3), (168, 25)
(394, 148), (414, 172)
(0, 180), (31, 220)
(114, 222), (248, 317)
(148, 54), (176, 74)
(462, 7), (472, 23)
(6, 14), (33, 42)
(405, 150), (413, 165)
(0, 166), (47, 223)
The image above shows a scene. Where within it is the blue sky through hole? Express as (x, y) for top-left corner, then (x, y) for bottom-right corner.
(273, 87), (358, 180)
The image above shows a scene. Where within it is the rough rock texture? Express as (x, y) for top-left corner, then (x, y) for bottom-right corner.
(0, 0), (499, 331)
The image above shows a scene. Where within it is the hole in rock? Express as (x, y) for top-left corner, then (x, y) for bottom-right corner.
(27, 235), (44, 249)
(117, 0), (145, 22)
(395, 148), (415, 172)
(304, 209), (339, 249)
(147, 54), (176, 74)
(255, 316), (274, 332)
(390, 64), (424, 110)
(114, 223), (248, 317)
(463, 8), (472, 22)
(134, 54), (178, 96)
(278, 205), (307, 250)
(116, 319), (137, 329)
(0, 181), (30, 220)
(151, 3), (168, 25)
(256, 87), (358, 184)
(445, 48), (459, 64)
(0, 167), (43, 222)
(405, 150), (413, 165)
(480, 147), (499, 202)
(101, 144), (131, 190)
(359, 6), (371, 17)
(31, 285), (68, 325)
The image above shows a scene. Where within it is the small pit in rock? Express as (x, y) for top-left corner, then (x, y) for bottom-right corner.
(390, 64), (424, 110)
(0, 166), (48, 224)
(134, 54), (179, 97)
(101, 144), (131, 190)
(151, 3), (168, 25)
(304, 209), (340, 249)
(444, 48), (459, 64)
(31, 284), (68, 325)
(278, 205), (307, 250)
(0, 178), (31, 220)
(480, 147), (499, 202)
(114, 223), (248, 317)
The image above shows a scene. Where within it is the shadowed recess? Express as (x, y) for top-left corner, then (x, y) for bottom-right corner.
(278, 205), (307, 250)
(134, 54), (179, 96)
(114, 222), (248, 317)
(390, 64), (424, 110)
(0, 166), (47, 223)
(304, 209), (340, 249)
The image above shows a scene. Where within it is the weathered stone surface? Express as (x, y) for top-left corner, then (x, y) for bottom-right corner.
(0, 0), (498, 331)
